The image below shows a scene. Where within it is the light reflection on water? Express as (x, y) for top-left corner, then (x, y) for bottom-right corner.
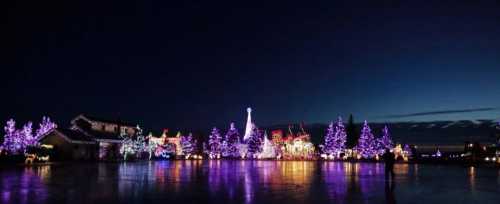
(1, 161), (500, 204)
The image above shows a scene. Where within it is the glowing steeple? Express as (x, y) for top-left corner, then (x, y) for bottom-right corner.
(243, 107), (253, 141)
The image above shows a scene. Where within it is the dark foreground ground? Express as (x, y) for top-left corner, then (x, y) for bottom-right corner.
(1, 160), (499, 204)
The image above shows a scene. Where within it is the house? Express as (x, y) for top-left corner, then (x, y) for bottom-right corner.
(38, 128), (96, 160)
(69, 114), (138, 160)
(37, 114), (138, 161)
(165, 131), (182, 156)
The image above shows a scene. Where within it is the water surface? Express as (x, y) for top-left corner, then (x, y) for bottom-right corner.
(1, 161), (499, 204)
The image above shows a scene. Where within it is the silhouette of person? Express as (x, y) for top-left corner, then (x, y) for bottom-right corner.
(382, 148), (395, 180)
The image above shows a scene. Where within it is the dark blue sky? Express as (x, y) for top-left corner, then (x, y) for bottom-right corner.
(3, 1), (500, 131)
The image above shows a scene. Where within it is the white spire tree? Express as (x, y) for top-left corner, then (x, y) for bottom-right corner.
(243, 107), (253, 141)
(259, 131), (276, 159)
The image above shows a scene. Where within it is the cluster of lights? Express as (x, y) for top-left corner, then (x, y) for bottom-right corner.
(185, 154), (203, 160)
(484, 157), (500, 163)
(1, 117), (56, 155)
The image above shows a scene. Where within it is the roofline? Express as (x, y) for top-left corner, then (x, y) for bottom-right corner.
(72, 114), (137, 127)
(38, 129), (96, 145)
(95, 139), (123, 143)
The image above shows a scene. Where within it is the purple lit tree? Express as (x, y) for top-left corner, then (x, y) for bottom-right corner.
(180, 133), (196, 157)
(320, 122), (336, 156)
(334, 117), (347, 156)
(2, 117), (57, 155)
(2, 119), (21, 154)
(356, 120), (377, 159)
(222, 122), (241, 158)
(35, 116), (56, 139)
(22, 121), (35, 146)
(208, 127), (223, 158)
(246, 125), (262, 159)
(376, 125), (393, 154)
(403, 144), (413, 157)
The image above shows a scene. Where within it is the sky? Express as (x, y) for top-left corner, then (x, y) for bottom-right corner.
(3, 1), (500, 132)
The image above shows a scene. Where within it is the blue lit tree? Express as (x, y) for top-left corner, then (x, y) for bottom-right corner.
(222, 122), (241, 158)
(356, 120), (377, 159)
(376, 125), (393, 154)
(246, 125), (262, 159)
(180, 133), (196, 157)
(320, 122), (336, 156)
(333, 117), (347, 156)
(208, 127), (223, 159)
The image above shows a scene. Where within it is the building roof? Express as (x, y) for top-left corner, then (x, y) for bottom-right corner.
(83, 128), (124, 141)
(38, 128), (96, 144)
(73, 114), (137, 127)
(56, 128), (95, 142)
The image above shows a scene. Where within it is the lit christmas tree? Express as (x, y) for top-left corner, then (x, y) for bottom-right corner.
(376, 125), (394, 154)
(320, 122), (336, 156)
(259, 131), (276, 159)
(145, 133), (157, 160)
(120, 128), (135, 160)
(133, 126), (147, 156)
(403, 144), (412, 158)
(246, 124), (262, 159)
(120, 136), (135, 160)
(333, 117), (347, 156)
(180, 133), (196, 158)
(22, 121), (35, 147)
(219, 140), (228, 157)
(356, 120), (377, 159)
(208, 127), (223, 159)
(2, 119), (24, 154)
(222, 122), (241, 158)
(120, 126), (147, 160)
(35, 116), (56, 139)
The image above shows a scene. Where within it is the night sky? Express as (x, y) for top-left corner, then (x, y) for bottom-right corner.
(3, 1), (500, 132)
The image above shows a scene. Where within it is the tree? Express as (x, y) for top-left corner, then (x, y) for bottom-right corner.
(120, 126), (147, 160)
(222, 122), (241, 158)
(334, 117), (347, 156)
(403, 144), (413, 158)
(180, 133), (196, 157)
(132, 126), (148, 159)
(259, 131), (276, 159)
(2, 117), (57, 155)
(120, 127), (136, 160)
(320, 122), (336, 156)
(346, 114), (358, 148)
(376, 125), (394, 154)
(495, 122), (500, 145)
(22, 122), (36, 146)
(246, 124), (262, 159)
(2, 119), (23, 154)
(356, 120), (377, 159)
(208, 127), (223, 159)
(35, 116), (56, 139)
(120, 136), (135, 160)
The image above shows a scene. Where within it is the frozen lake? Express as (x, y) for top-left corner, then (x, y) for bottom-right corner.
(1, 161), (500, 204)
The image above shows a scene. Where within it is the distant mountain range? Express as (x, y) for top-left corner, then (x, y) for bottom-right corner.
(264, 119), (500, 145)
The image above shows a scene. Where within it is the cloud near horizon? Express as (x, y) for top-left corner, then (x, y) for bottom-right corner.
(383, 107), (498, 119)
